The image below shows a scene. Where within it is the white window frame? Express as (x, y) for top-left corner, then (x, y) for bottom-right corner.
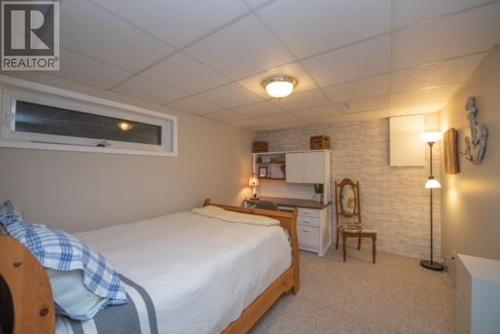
(0, 75), (178, 157)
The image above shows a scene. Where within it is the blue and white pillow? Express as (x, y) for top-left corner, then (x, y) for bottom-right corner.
(0, 201), (127, 320)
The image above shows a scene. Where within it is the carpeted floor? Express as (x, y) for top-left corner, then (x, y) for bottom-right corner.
(252, 246), (455, 334)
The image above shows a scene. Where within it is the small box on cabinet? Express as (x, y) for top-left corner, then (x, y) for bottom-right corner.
(252, 141), (268, 153)
(310, 136), (330, 150)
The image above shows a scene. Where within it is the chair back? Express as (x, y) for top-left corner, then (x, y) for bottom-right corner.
(255, 200), (279, 211)
(334, 178), (361, 226)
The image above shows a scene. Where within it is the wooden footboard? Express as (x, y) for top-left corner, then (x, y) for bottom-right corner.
(0, 226), (55, 334)
(203, 199), (300, 333)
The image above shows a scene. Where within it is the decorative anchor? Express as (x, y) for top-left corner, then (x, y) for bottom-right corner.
(463, 96), (488, 164)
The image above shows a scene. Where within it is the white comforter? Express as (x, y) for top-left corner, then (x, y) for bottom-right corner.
(73, 210), (291, 334)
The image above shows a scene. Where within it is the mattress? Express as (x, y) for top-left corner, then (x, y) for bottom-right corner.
(57, 210), (292, 334)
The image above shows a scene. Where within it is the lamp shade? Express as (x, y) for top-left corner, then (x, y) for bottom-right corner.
(262, 75), (297, 98)
(249, 175), (259, 187)
(425, 177), (441, 189)
(420, 132), (443, 143)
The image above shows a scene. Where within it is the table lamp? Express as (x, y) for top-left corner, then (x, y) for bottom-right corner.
(249, 175), (259, 200)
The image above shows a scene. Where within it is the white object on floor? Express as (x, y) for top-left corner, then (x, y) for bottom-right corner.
(456, 254), (500, 334)
(70, 211), (291, 334)
(297, 207), (331, 256)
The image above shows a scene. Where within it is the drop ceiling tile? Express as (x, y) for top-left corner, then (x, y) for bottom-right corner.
(390, 84), (461, 109)
(323, 74), (391, 102)
(239, 63), (318, 98)
(232, 101), (284, 117)
(257, 112), (301, 124)
(257, 0), (391, 58)
(197, 83), (264, 108)
(292, 105), (340, 119)
(112, 76), (186, 104)
(306, 114), (345, 126)
(394, 0), (493, 28)
(231, 118), (266, 128)
(346, 95), (391, 113)
(302, 35), (391, 87)
(55, 49), (131, 89)
(343, 109), (390, 122)
(392, 2), (500, 69)
(271, 89), (331, 111)
(141, 53), (228, 94)
(391, 53), (487, 93)
(91, 0), (249, 48)
(389, 103), (445, 117)
(167, 97), (222, 115)
(242, 0), (274, 9)
(186, 15), (295, 79)
(204, 110), (249, 123)
(61, 0), (173, 73)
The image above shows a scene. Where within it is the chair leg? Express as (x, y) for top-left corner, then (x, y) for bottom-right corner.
(357, 234), (362, 250)
(342, 233), (347, 262)
(335, 228), (339, 250)
(372, 235), (377, 264)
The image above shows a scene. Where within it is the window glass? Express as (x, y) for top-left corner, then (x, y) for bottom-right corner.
(15, 101), (162, 145)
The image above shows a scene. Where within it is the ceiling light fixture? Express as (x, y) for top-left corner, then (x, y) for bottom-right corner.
(262, 75), (298, 98)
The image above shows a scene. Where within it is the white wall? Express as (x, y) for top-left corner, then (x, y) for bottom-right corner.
(440, 47), (500, 279)
(257, 114), (441, 259)
(0, 73), (254, 232)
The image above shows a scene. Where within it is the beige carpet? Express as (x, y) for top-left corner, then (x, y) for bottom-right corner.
(252, 246), (455, 334)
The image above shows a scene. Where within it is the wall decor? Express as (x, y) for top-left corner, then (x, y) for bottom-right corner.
(443, 128), (459, 174)
(258, 167), (268, 178)
(463, 96), (488, 164)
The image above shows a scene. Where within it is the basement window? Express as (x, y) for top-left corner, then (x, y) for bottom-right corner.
(0, 86), (177, 156)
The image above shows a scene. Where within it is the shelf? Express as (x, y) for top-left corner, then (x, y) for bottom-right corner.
(258, 177), (285, 181)
(257, 161), (285, 165)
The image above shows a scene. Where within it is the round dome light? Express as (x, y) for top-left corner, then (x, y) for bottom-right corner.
(262, 75), (298, 98)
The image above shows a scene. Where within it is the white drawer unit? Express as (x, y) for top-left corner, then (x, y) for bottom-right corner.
(298, 208), (321, 218)
(298, 225), (320, 250)
(296, 206), (331, 256)
(456, 254), (500, 334)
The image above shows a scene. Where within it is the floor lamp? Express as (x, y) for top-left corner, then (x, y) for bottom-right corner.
(420, 132), (445, 271)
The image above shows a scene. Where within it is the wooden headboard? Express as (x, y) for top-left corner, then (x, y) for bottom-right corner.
(202, 199), (300, 294)
(0, 225), (55, 334)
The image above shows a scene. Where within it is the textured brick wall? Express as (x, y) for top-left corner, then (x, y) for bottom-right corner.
(256, 114), (441, 259)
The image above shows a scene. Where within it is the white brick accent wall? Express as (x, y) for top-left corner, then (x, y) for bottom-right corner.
(256, 114), (442, 259)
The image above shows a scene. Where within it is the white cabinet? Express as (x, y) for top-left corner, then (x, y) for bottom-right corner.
(297, 207), (331, 256)
(303, 151), (325, 183)
(285, 153), (303, 183)
(286, 151), (329, 184)
(456, 254), (500, 334)
(389, 115), (425, 166)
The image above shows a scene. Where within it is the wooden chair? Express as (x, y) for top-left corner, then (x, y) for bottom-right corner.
(335, 178), (377, 263)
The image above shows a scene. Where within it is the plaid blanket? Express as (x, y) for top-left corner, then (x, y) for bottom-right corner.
(0, 201), (127, 319)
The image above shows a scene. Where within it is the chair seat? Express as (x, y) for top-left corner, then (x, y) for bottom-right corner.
(339, 222), (376, 234)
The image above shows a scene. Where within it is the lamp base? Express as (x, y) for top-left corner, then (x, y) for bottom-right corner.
(420, 260), (445, 271)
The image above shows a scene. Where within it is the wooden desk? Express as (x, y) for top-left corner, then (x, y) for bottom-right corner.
(243, 196), (331, 210)
(243, 197), (332, 256)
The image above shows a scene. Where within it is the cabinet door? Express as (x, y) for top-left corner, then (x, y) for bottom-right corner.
(286, 153), (303, 183)
(303, 151), (325, 183)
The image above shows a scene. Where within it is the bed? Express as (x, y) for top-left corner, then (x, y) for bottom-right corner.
(0, 199), (300, 334)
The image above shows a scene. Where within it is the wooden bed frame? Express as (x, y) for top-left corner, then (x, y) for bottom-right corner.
(0, 199), (299, 334)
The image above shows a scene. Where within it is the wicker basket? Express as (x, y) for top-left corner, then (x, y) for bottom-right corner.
(252, 141), (268, 153)
(310, 135), (330, 150)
